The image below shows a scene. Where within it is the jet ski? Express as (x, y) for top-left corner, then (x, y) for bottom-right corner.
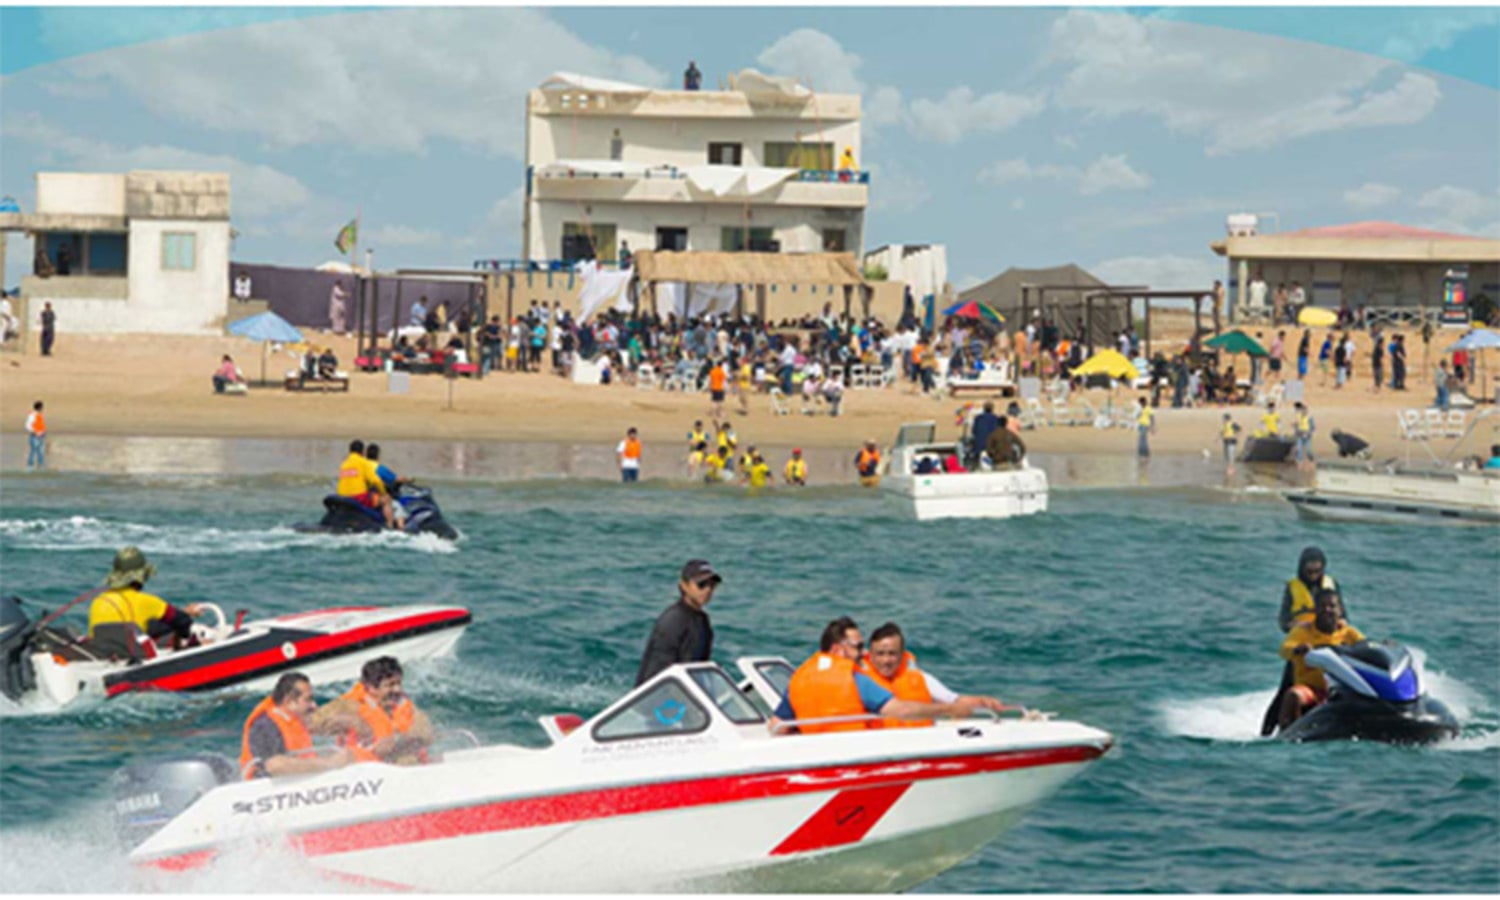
(295, 483), (458, 540)
(0, 594), (470, 711)
(1275, 640), (1459, 745)
(112, 656), (1112, 892)
(1240, 435), (1295, 463)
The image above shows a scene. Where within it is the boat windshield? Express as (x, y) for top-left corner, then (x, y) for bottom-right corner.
(688, 667), (764, 724)
(593, 678), (711, 742)
(753, 660), (793, 699)
(893, 422), (936, 448)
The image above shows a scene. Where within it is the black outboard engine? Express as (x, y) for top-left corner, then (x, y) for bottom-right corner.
(0, 595), (38, 703)
(110, 754), (238, 849)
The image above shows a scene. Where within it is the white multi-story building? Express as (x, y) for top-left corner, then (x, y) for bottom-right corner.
(1, 171), (230, 334)
(521, 71), (867, 266)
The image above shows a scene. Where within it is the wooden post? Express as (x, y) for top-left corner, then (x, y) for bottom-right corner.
(756, 284), (767, 325)
(1084, 294), (1094, 355)
(843, 284), (852, 329)
(1193, 295), (1203, 344)
(1020, 286), (1028, 332)
(506, 272), (516, 325)
(1143, 294), (1152, 355)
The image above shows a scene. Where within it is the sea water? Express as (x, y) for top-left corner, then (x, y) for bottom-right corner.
(1, 460), (1496, 892)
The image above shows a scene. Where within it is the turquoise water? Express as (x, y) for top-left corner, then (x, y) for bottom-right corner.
(1, 469), (1497, 892)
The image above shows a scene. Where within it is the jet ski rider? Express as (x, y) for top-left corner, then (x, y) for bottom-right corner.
(1280, 546), (1344, 633)
(769, 617), (1002, 735)
(1277, 589), (1364, 731)
(336, 439), (396, 530)
(310, 656), (434, 764)
(364, 443), (411, 529)
(87, 546), (205, 655)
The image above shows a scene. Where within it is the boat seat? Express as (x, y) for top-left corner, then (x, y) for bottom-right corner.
(538, 713), (585, 744)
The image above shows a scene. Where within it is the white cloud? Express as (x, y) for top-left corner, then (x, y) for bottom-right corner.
(4, 113), (309, 217)
(866, 161), (930, 215)
(45, 8), (666, 158)
(1415, 185), (1500, 234)
(1090, 254), (1224, 291)
(1046, 10), (1443, 156)
(957, 274), (982, 291)
(908, 87), (1045, 144)
(1343, 183), (1400, 210)
(1078, 155), (1151, 195)
(865, 86), (905, 128)
(755, 27), (863, 94)
(365, 224), (444, 247)
(978, 154), (1150, 196)
(1011, 198), (1025, 211)
(486, 187), (524, 234)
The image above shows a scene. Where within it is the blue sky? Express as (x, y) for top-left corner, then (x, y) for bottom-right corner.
(2, 6), (1497, 292)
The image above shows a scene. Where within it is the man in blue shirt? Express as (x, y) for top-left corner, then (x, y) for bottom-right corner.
(409, 298), (428, 331)
(364, 443), (410, 495)
(968, 401), (1002, 469)
(1485, 444), (1500, 470)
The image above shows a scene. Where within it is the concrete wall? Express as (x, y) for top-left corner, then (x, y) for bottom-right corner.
(36, 173), (125, 216)
(528, 112), (860, 170)
(862, 244), (948, 299)
(1234, 259), (1500, 310)
(129, 219), (231, 333)
(528, 200), (862, 261)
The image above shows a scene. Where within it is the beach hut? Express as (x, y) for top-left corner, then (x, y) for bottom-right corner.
(229, 311), (304, 385)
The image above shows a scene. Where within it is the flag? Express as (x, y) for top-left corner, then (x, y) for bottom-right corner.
(334, 219), (357, 254)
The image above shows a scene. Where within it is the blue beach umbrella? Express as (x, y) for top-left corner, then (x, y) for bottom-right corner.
(1445, 328), (1500, 352)
(229, 312), (304, 384)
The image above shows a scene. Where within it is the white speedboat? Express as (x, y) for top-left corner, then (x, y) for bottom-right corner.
(880, 422), (1049, 520)
(0, 597), (470, 711)
(1286, 461), (1500, 525)
(114, 657), (1112, 892)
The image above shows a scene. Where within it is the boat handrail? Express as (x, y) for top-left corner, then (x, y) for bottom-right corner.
(769, 706), (1050, 734)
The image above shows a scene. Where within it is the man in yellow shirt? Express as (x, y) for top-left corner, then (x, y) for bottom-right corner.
(335, 439), (394, 529)
(1277, 589), (1364, 730)
(747, 451), (772, 489)
(784, 448), (807, 486)
(88, 546), (204, 655)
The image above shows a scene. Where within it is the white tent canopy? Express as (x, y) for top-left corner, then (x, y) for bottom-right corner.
(729, 68), (812, 99)
(539, 72), (652, 95)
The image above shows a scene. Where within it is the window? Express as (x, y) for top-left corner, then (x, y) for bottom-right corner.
(688, 668), (764, 725)
(562, 223), (617, 263)
(593, 679), (710, 742)
(822, 229), (847, 253)
(88, 234), (128, 274)
(721, 227), (774, 252)
(162, 232), (196, 271)
(754, 660), (794, 699)
(40, 232), (128, 276)
(707, 143), (743, 166)
(763, 142), (833, 170)
(656, 227), (688, 251)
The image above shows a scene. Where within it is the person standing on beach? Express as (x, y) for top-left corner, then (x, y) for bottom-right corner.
(1296, 330), (1311, 382)
(25, 400), (46, 469)
(1267, 331), (1285, 384)
(1391, 333), (1407, 390)
(1317, 332), (1333, 386)
(1435, 359), (1452, 411)
(1220, 414), (1242, 474)
(707, 358), (727, 419)
(39, 302), (55, 356)
(1293, 402), (1315, 468)
(1370, 328), (1384, 394)
(635, 559), (719, 686)
(1135, 397), (1155, 459)
(617, 427), (642, 483)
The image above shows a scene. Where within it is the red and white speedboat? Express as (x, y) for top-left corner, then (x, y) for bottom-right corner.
(0, 597), (470, 711)
(116, 657), (1112, 892)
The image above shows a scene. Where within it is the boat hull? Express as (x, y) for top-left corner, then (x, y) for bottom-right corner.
(1287, 490), (1500, 525)
(1286, 462), (1500, 526)
(882, 469), (1049, 521)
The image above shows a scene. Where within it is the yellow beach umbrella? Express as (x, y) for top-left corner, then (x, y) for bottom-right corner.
(1298, 306), (1337, 327)
(1071, 348), (1140, 381)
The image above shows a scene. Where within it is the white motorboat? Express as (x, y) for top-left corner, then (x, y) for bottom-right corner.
(1286, 461), (1500, 524)
(0, 597), (471, 711)
(879, 422), (1049, 521)
(114, 657), (1112, 892)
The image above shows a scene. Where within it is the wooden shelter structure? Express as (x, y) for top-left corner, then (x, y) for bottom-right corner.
(1080, 288), (1222, 355)
(631, 250), (870, 322)
(960, 264), (1128, 346)
(353, 267), (502, 378)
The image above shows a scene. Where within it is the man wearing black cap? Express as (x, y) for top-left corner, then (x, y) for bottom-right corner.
(635, 560), (720, 686)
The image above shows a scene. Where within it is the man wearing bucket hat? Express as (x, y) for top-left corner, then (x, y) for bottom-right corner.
(87, 546), (204, 654)
(634, 560), (721, 686)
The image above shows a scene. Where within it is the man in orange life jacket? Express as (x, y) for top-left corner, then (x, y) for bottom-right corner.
(240, 672), (355, 779)
(856, 622), (1013, 727)
(769, 617), (1000, 735)
(310, 656), (434, 764)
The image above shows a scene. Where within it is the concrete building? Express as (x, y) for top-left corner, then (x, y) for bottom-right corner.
(0, 171), (231, 336)
(862, 243), (949, 303)
(1212, 218), (1500, 325)
(521, 71), (867, 267)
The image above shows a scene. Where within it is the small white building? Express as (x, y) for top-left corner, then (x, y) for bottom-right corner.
(522, 71), (867, 266)
(862, 243), (949, 303)
(2, 171), (231, 335)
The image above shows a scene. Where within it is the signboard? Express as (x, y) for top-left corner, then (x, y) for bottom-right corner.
(1440, 265), (1469, 327)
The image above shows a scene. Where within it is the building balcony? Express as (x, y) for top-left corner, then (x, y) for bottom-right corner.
(531, 166), (868, 209)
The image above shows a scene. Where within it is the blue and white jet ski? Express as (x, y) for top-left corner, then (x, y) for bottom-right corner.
(1276, 641), (1459, 745)
(295, 484), (458, 541)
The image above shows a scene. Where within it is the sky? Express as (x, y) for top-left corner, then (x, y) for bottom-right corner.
(2, 5), (1497, 293)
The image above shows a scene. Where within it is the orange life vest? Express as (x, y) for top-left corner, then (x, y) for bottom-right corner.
(787, 653), (870, 734)
(709, 366), (727, 391)
(240, 696), (313, 779)
(622, 437), (642, 461)
(340, 682), (419, 762)
(856, 448), (880, 477)
(31, 413), (46, 434)
(857, 651), (933, 728)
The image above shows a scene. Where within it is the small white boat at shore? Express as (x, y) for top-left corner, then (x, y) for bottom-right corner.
(880, 422), (1049, 521)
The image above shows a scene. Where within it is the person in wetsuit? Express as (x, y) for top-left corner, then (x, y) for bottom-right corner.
(635, 560), (720, 686)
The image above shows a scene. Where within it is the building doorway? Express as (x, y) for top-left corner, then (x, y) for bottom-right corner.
(707, 143), (743, 166)
(655, 227), (688, 251)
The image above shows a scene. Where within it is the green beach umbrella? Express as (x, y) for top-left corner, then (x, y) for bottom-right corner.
(1205, 329), (1268, 357)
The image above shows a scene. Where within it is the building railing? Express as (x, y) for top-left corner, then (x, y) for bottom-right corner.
(531, 166), (869, 185)
(795, 169), (870, 185)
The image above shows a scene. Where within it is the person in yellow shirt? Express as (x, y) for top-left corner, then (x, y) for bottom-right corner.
(1256, 403), (1281, 438)
(784, 448), (807, 486)
(88, 546), (205, 655)
(1277, 589), (1364, 730)
(703, 446), (731, 484)
(335, 439), (394, 529)
(736, 359), (754, 416)
(747, 452), (772, 489)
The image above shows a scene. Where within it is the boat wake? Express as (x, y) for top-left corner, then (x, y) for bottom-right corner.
(0, 516), (457, 555)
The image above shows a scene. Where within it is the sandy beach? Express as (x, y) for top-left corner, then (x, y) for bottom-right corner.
(2, 329), (1495, 471)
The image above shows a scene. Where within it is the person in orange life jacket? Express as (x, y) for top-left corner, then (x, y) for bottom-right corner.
(336, 439), (395, 529)
(617, 427), (643, 483)
(1277, 589), (1364, 730)
(310, 656), (433, 764)
(857, 622), (1010, 727)
(855, 439), (881, 487)
(240, 672), (354, 779)
(636, 560), (719, 686)
(769, 617), (997, 735)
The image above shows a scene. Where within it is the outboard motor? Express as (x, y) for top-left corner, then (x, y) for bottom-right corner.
(1278, 641), (1460, 745)
(0, 595), (38, 703)
(110, 754), (237, 849)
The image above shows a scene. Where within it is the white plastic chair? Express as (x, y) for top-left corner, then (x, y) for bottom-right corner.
(636, 363), (656, 390)
(849, 364), (867, 389)
(1423, 409), (1444, 438)
(1023, 397), (1049, 429)
(768, 387), (790, 416)
(1444, 409), (1467, 438)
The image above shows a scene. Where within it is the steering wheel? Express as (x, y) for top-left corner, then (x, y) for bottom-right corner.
(196, 602), (230, 643)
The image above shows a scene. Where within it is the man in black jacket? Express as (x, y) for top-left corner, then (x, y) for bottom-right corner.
(635, 560), (720, 686)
